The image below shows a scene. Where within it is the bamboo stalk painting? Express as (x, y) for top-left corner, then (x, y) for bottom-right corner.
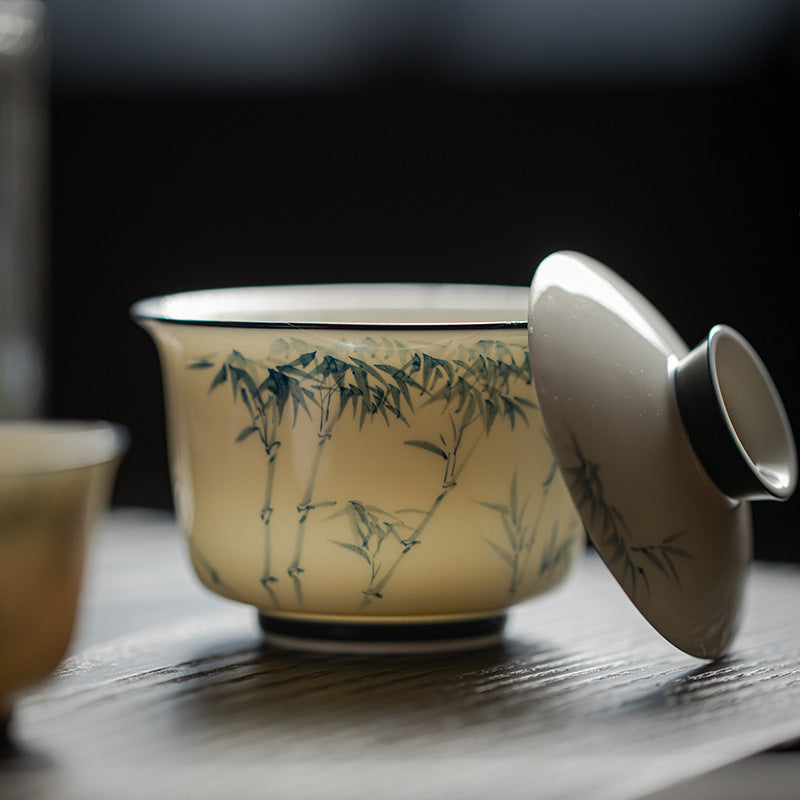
(186, 334), (578, 612)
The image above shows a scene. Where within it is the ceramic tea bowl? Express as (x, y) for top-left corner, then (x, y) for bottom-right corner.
(133, 284), (584, 651)
(0, 421), (127, 730)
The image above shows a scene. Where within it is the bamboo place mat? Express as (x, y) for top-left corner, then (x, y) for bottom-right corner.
(3, 509), (800, 800)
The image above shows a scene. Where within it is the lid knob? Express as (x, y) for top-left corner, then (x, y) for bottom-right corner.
(674, 324), (797, 502)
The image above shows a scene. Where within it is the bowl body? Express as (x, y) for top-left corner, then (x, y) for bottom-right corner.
(0, 421), (127, 719)
(134, 284), (583, 637)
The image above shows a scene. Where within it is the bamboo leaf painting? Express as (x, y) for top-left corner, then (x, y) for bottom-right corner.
(480, 444), (579, 596)
(563, 427), (692, 597)
(487, 540), (515, 568)
(405, 440), (448, 460)
(189, 335), (541, 607)
(332, 540), (372, 564)
(235, 426), (259, 442)
(209, 365), (228, 391)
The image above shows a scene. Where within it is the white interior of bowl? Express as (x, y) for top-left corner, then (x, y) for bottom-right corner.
(0, 421), (128, 477)
(131, 284), (529, 326)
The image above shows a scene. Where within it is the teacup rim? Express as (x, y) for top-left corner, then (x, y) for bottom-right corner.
(130, 283), (530, 330)
(0, 420), (129, 477)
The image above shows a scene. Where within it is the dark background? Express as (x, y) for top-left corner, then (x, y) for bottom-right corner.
(43, 1), (799, 559)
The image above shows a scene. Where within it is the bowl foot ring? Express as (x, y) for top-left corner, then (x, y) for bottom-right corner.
(258, 613), (507, 654)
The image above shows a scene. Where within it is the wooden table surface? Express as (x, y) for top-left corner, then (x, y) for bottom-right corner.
(3, 509), (800, 800)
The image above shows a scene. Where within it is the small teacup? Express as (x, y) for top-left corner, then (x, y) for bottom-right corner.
(0, 421), (127, 729)
(133, 284), (583, 651)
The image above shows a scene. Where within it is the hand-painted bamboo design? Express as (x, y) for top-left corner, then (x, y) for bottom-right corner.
(190, 337), (539, 607)
(562, 428), (691, 597)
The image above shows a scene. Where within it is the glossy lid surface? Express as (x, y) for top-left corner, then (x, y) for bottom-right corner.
(526, 251), (798, 658)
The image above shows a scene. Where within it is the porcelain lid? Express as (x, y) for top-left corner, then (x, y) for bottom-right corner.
(527, 251), (797, 659)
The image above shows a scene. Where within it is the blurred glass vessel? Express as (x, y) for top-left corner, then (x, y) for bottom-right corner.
(0, 0), (47, 418)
